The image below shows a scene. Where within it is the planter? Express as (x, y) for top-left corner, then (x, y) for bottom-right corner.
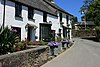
(61, 40), (70, 49)
(48, 42), (59, 56)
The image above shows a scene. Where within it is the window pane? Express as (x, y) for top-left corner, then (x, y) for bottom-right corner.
(43, 12), (47, 22)
(15, 2), (22, 17)
(28, 7), (34, 19)
(59, 13), (62, 22)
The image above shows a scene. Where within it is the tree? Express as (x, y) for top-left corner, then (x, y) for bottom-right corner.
(80, 0), (100, 26)
(72, 17), (78, 26)
(80, 0), (100, 41)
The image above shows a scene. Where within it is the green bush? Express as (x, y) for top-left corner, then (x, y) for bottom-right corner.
(15, 40), (27, 51)
(0, 26), (18, 55)
(95, 26), (100, 31)
(29, 41), (48, 45)
(95, 26), (100, 41)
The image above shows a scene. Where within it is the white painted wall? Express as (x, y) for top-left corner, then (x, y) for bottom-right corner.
(5, 0), (27, 40)
(1, 0), (44, 41)
(34, 10), (43, 41)
(67, 15), (72, 39)
(0, 0), (3, 26)
(62, 13), (67, 27)
(47, 14), (58, 34)
(0, 0), (73, 41)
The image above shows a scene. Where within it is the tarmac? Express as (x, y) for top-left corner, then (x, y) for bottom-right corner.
(41, 38), (100, 67)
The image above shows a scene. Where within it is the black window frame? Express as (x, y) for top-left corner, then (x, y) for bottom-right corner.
(59, 12), (62, 22)
(15, 2), (22, 17)
(43, 12), (47, 22)
(40, 24), (51, 41)
(28, 7), (34, 19)
(66, 15), (68, 24)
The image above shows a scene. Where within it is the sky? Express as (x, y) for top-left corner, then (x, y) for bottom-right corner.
(55, 0), (83, 22)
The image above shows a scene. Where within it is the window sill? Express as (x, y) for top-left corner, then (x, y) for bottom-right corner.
(15, 15), (23, 21)
(15, 15), (23, 19)
(28, 18), (35, 22)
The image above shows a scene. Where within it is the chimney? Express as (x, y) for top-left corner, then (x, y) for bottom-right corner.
(48, 0), (52, 2)
(48, 0), (54, 3)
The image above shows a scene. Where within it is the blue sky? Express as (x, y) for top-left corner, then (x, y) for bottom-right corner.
(55, 0), (83, 22)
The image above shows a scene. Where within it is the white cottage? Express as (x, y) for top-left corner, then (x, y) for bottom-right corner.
(0, 0), (73, 41)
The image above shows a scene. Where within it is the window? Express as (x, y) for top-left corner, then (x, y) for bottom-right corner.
(43, 12), (47, 22)
(28, 7), (34, 19)
(59, 12), (62, 22)
(66, 15), (68, 24)
(40, 24), (51, 41)
(15, 2), (22, 17)
(11, 27), (21, 39)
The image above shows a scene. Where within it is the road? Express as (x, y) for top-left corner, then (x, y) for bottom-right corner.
(41, 38), (100, 67)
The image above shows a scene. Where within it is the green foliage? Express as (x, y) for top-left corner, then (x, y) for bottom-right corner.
(15, 40), (27, 51)
(0, 26), (18, 55)
(80, 0), (100, 26)
(62, 38), (69, 40)
(40, 41), (48, 45)
(28, 40), (34, 45)
(95, 26), (100, 41)
(55, 37), (62, 42)
(95, 26), (100, 31)
(72, 17), (78, 26)
(28, 41), (48, 45)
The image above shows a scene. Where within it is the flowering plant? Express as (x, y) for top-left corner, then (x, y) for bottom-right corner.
(48, 42), (59, 47)
(61, 40), (69, 43)
(15, 40), (27, 51)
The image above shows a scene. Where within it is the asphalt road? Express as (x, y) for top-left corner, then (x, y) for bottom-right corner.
(41, 38), (100, 67)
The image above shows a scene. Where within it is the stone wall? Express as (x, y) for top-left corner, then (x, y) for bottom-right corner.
(0, 46), (49, 67)
(72, 29), (96, 37)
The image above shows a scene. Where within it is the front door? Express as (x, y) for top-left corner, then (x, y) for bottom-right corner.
(27, 27), (36, 41)
(27, 27), (31, 41)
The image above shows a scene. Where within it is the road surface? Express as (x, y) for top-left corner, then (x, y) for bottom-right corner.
(41, 38), (100, 67)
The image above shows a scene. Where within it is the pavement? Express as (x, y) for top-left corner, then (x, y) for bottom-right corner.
(41, 38), (100, 67)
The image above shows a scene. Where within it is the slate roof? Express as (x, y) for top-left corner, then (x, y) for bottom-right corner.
(43, 0), (73, 16)
(10, 0), (73, 16)
(76, 21), (95, 26)
(10, 0), (57, 16)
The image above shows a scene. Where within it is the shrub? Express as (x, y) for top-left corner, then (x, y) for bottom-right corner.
(31, 41), (48, 45)
(0, 26), (18, 55)
(56, 37), (62, 42)
(95, 26), (100, 41)
(95, 26), (100, 31)
(15, 40), (27, 51)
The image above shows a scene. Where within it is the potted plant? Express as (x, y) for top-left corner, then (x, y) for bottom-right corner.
(48, 42), (59, 56)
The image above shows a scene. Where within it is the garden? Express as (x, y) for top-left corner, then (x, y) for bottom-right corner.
(0, 25), (74, 67)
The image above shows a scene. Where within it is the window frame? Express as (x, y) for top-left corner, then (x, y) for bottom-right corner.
(28, 7), (34, 20)
(15, 2), (22, 17)
(66, 15), (68, 24)
(43, 12), (47, 22)
(59, 12), (62, 22)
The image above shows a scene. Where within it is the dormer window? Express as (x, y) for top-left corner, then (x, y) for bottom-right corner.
(15, 2), (22, 17)
(43, 12), (47, 22)
(28, 7), (34, 19)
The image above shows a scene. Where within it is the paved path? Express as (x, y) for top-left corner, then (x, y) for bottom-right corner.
(41, 38), (100, 67)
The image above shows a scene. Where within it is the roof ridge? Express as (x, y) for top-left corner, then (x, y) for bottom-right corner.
(43, 0), (73, 16)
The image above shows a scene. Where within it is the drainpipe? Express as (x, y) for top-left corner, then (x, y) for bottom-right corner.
(3, 0), (6, 28)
